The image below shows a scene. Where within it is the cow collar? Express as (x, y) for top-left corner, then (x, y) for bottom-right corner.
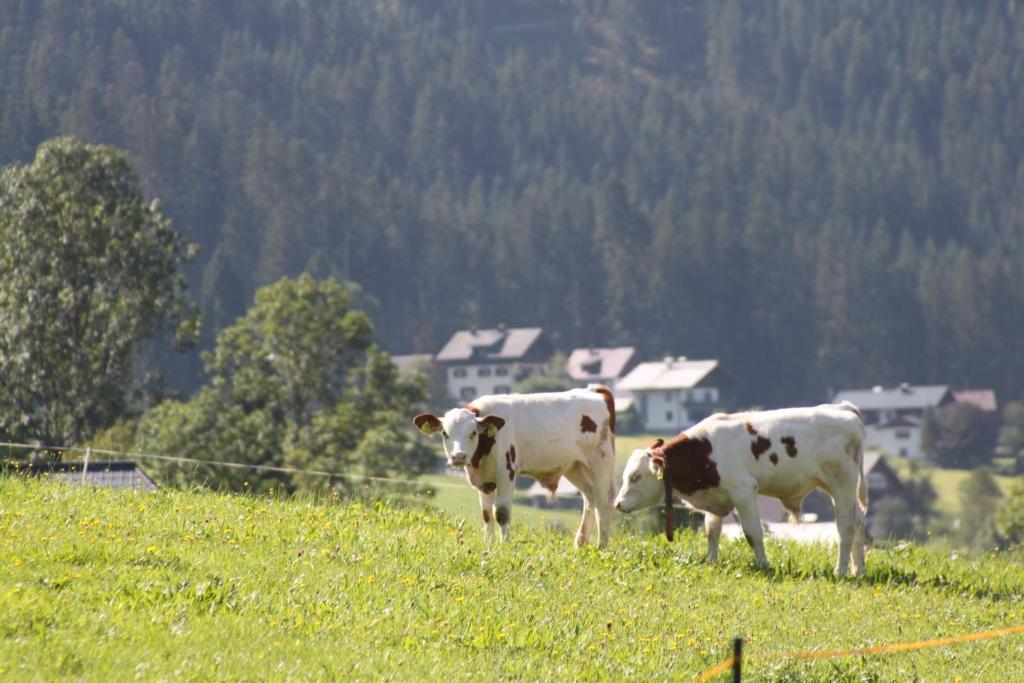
(652, 447), (674, 542)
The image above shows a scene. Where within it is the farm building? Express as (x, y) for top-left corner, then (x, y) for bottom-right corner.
(4, 459), (158, 492)
(616, 356), (734, 432)
(565, 346), (637, 391)
(833, 384), (954, 459)
(433, 325), (552, 402)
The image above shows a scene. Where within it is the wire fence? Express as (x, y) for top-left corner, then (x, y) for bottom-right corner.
(697, 624), (1024, 681)
(0, 440), (470, 491)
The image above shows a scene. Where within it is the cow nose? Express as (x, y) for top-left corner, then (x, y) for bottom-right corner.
(449, 452), (467, 467)
(614, 500), (625, 511)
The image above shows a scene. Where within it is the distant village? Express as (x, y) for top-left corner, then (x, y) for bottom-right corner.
(396, 325), (1005, 541)
(395, 324), (998, 459)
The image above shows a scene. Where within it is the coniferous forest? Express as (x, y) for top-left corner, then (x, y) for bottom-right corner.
(2, 0), (1023, 406)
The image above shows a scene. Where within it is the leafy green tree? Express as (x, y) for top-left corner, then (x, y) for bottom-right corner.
(868, 463), (938, 541)
(0, 137), (197, 449)
(997, 401), (1024, 473)
(996, 477), (1024, 547)
(925, 403), (998, 468)
(956, 467), (1003, 550)
(136, 275), (434, 492)
(515, 351), (574, 394)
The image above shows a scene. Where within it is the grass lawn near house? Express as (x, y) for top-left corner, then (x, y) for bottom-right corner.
(884, 456), (1018, 513)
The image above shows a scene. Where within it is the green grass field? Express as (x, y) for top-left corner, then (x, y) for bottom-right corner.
(4, 478), (1024, 681)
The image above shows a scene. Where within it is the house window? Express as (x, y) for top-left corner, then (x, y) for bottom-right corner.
(665, 411), (673, 422)
(478, 367), (492, 377)
(895, 430), (911, 440)
(495, 367), (509, 377)
(899, 448), (908, 457)
(495, 385), (511, 394)
(460, 387), (477, 400)
(453, 368), (467, 378)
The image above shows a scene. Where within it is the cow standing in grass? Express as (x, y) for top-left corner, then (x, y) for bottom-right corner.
(414, 385), (617, 547)
(614, 402), (868, 576)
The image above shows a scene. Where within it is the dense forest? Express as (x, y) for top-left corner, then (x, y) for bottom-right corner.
(2, 0), (1023, 405)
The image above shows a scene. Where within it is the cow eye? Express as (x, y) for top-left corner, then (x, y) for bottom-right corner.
(469, 430), (477, 438)
(629, 474), (641, 484)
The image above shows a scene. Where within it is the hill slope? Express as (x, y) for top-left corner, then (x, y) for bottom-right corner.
(2, 479), (1023, 680)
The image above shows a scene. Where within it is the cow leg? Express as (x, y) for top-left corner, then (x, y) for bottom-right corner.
(494, 481), (514, 542)
(851, 506), (867, 577)
(591, 450), (615, 547)
(704, 513), (723, 562)
(478, 488), (497, 541)
(563, 463), (596, 547)
(831, 489), (858, 577)
(733, 494), (769, 568)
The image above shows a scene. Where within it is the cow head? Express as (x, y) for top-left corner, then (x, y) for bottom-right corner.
(413, 408), (506, 468)
(613, 438), (665, 513)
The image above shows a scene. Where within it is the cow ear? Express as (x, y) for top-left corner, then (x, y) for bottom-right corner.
(413, 413), (444, 436)
(648, 451), (666, 479)
(648, 438), (665, 450)
(476, 414), (506, 437)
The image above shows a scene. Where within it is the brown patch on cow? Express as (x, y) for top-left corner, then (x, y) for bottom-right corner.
(655, 434), (720, 495)
(471, 431), (496, 469)
(495, 505), (510, 526)
(781, 436), (798, 457)
(465, 404), (481, 416)
(745, 422), (758, 436)
(591, 384), (616, 433)
(482, 509), (492, 524)
(769, 453), (779, 465)
(505, 446), (517, 481)
(750, 435), (772, 459)
(580, 415), (598, 433)
(479, 482), (497, 494)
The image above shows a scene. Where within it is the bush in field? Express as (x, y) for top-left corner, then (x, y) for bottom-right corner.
(869, 463), (938, 541)
(957, 467), (1003, 550)
(135, 275), (434, 492)
(996, 477), (1024, 547)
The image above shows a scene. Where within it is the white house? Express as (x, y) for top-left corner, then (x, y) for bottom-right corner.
(832, 384), (954, 459)
(615, 356), (733, 433)
(434, 326), (550, 402)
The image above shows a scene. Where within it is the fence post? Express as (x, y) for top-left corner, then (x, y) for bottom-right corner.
(82, 447), (91, 484)
(732, 637), (743, 682)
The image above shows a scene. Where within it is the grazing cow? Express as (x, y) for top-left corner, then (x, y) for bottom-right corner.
(614, 402), (868, 576)
(413, 385), (617, 547)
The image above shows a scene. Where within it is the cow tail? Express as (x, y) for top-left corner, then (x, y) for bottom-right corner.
(588, 383), (617, 504)
(854, 427), (868, 514)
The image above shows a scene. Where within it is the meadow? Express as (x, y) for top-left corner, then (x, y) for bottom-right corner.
(3, 478), (1024, 681)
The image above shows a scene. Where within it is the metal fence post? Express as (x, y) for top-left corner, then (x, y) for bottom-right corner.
(732, 637), (743, 682)
(82, 446), (91, 484)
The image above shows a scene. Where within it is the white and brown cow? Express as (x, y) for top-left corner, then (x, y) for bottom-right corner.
(413, 385), (617, 547)
(614, 402), (868, 576)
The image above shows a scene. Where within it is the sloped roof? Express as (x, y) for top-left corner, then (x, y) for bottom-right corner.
(953, 389), (998, 412)
(566, 347), (636, 381)
(832, 384), (951, 411)
(435, 327), (543, 363)
(13, 460), (158, 492)
(616, 357), (719, 391)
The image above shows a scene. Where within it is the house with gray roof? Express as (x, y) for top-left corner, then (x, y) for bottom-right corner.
(565, 347), (637, 390)
(9, 459), (158, 492)
(616, 356), (734, 432)
(434, 325), (551, 402)
(832, 383), (954, 458)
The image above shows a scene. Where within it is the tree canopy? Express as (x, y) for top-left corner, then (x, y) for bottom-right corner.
(0, 137), (197, 447)
(2, 2), (1023, 405)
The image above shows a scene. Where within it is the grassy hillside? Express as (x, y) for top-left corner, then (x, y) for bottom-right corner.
(3, 479), (1024, 680)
